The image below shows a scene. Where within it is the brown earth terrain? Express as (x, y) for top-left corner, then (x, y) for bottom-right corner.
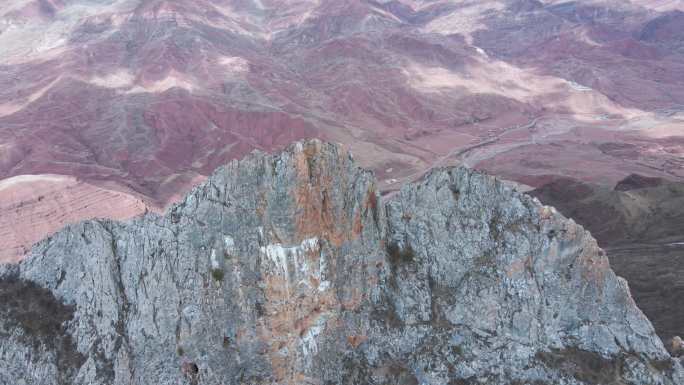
(529, 174), (684, 246)
(0, 0), (683, 261)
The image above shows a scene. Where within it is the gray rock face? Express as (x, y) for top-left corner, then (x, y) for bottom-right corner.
(0, 139), (681, 385)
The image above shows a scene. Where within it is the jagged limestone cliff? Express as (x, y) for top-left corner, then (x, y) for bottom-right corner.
(1, 140), (681, 384)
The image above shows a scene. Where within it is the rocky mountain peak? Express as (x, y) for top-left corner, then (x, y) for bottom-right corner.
(1, 139), (681, 384)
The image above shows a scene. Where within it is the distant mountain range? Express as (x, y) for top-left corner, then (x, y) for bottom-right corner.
(1, 0), (683, 262)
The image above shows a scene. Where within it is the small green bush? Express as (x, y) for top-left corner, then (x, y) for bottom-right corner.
(211, 268), (224, 282)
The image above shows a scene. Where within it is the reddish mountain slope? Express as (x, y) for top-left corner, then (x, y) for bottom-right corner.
(1, 0), (683, 261)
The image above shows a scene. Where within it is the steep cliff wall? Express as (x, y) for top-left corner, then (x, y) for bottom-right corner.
(0, 140), (681, 384)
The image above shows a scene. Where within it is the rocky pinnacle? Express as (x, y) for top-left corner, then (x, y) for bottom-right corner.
(0, 139), (681, 384)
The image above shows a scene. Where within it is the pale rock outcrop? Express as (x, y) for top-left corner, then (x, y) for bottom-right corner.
(0, 140), (681, 384)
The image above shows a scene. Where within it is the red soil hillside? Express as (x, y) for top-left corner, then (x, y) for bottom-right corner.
(1, 0), (683, 261)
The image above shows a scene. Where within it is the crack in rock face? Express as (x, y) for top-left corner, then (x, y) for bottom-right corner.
(0, 139), (682, 384)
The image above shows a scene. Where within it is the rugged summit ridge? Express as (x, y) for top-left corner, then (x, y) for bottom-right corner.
(0, 140), (681, 384)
